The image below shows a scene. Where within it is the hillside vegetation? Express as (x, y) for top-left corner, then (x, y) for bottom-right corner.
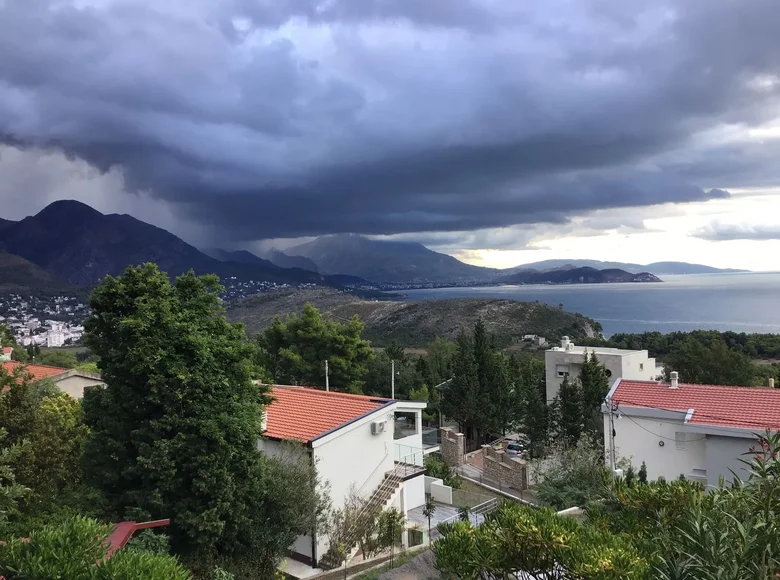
(227, 288), (600, 347)
(0, 251), (73, 291)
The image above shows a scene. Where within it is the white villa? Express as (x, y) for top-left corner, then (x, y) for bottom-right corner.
(258, 385), (432, 572)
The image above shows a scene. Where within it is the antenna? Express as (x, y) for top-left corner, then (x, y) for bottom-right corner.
(391, 359), (395, 400)
(325, 359), (329, 392)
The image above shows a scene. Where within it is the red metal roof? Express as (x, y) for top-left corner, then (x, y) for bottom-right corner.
(1, 361), (68, 381)
(264, 385), (391, 443)
(104, 519), (170, 557)
(612, 379), (780, 431)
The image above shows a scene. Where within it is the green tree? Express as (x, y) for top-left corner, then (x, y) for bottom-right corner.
(579, 352), (610, 437)
(638, 461), (648, 484)
(81, 264), (270, 553)
(0, 429), (29, 539)
(422, 497), (436, 545)
(441, 330), (481, 438)
(233, 444), (331, 576)
(533, 437), (608, 510)
(665, 337), (755, 386)
(33, 349), (79, 368)
(434, 501), (647, 579)
(0, 515), (191, 579)
(256, 303), (374, 393)
(552, 376), (583, 443)
(512, 355), (548, 457)
(424, 337), (457, 387)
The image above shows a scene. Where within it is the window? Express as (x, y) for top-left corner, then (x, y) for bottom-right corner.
(394, 411), (418, 440)
(556, 364), (570, 378)
(639, 363), (644, 371)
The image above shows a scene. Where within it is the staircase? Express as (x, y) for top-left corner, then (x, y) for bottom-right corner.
(319, 470), (405, 569)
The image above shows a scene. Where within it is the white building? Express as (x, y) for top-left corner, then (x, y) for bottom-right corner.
(46, 331), (65, 348)
(603, 373), (780, 487)
(258, 385), (429, 571)
(544, 336), (661, 403)
(1, 347), (12, 362)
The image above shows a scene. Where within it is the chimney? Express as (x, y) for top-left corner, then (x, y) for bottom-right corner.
(770, 378), (775, 389)
(561, 336), (570, 351)
(669, 371), (679, 389)
(260, 409), (268, 432)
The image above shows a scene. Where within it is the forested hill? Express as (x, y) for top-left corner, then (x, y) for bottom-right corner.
(227, 288), (601, 347)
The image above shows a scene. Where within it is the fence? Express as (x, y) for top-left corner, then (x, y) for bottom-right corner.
(429, 497), (499, 541)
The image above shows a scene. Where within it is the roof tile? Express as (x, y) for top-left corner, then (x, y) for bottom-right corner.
(265, 386), (391, 443)
(612, 379), (780, 431)
(1, 361), (68, 381)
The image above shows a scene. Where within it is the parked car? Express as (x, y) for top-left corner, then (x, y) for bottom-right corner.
(505, 441), (524, 457)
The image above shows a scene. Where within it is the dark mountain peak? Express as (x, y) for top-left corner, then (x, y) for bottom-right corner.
(35, 199), (103, 225)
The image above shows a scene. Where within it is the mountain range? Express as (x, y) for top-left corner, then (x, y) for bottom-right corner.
(0, 200), (328, 290)
(0, 200), (747, 292)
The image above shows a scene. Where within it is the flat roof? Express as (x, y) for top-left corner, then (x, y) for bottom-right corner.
(264, 385), (392, 443)
(548, 346), (646, 355)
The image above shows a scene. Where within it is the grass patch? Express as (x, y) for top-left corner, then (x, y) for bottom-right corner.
(352, 548), (428, 580)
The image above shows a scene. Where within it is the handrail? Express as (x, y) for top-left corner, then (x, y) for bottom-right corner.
(356, 449), (391, 498)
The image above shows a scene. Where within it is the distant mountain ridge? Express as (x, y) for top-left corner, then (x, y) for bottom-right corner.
(510, 259), (746, 275)
(286, 233), (495, 283)
(0, 201), (327, 287)
(498, 266), (661, 285)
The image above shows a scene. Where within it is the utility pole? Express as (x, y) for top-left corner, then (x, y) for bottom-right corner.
(607, 397), (618, 478)
(325, 359), (329, 392)
(391, 359), (395, 400)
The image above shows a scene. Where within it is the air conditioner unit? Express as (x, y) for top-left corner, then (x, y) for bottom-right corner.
(371, 420), (386, 435)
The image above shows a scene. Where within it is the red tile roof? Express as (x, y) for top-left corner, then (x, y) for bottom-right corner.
(612, 379), (780, 431)
(1, 360), (68, 381)
(264, 385), (391, 443)
(1, 347), (12, 354)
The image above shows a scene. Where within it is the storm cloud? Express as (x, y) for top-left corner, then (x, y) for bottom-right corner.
(1, 0), (780, 242)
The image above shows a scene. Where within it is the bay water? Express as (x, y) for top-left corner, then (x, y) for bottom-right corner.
(400, 272), (780, 337)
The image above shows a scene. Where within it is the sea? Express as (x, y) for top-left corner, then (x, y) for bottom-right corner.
(399, 272), (780, 337)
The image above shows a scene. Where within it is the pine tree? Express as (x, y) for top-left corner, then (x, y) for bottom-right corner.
(441, 330), (481, 439)
(557, 376), (583, 443)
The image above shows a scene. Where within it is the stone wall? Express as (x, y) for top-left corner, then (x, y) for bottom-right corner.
(482, 445), (528, 490)
(440, 428), (465, 466)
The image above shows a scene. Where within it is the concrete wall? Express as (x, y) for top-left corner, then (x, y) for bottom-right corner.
(56, 374), (105, 399)
(704, 435), (756, 487)
(606, 414), (706, 482)
(430, 480), (453, 504)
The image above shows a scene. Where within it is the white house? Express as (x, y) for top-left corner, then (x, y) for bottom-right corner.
(603, 373), (780, 486)
(258, 385), (429, 570)
(0, 347), (12, 362)
(545, 336), (661, 403)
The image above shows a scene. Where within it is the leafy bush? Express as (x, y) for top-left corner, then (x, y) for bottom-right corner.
(424, 455), (462, 489)
(0, 515), (191, 579)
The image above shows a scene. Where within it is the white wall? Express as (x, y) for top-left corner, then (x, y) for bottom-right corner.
(404, 474), (426, 511)
(704, 435), (757, 487)
(546, 347), (657, 402)
(55, 375), (105, 399)
(312, 407), (396, 559)
(605, 414), (706, 482)
(430, 480), (453, 504)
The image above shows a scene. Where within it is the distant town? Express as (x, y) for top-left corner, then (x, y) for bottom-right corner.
(0, 279), (324, 347)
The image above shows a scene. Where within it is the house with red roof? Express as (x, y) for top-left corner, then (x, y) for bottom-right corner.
(603, 372), (780, 486)
(259, 385), (428, 570)
(1, 359), (104, 399)
(0, 347), (13, 362)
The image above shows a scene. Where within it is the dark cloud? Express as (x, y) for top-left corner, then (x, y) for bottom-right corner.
(0, 0), (779, 241)
(693, 223), (780, 242)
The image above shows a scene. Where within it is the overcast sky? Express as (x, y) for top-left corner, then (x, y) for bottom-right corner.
(1, 0), (780, 270)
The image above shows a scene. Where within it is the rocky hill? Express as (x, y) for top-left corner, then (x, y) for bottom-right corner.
(498, 266), (661, 285)
(227, 288), (601, 347)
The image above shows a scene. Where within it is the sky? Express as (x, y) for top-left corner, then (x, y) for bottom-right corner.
(1, 0), (780, 271)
